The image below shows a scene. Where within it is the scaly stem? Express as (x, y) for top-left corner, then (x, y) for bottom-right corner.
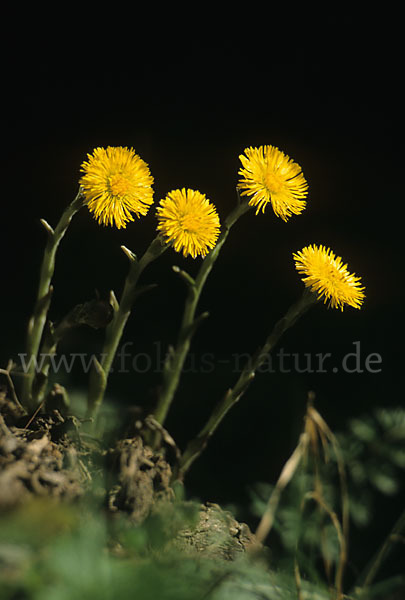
(86, 236), (167, 421)
(152, 196), (252, 428)
(31, 297), (114, 405)
(176, 288), (317, 480)
(21, 188), (84, 411)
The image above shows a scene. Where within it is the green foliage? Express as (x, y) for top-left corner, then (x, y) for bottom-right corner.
(340, 407), (405, 523)
(247, 407), (405, 597)
(0, 496), (303, 600)
(1, 408), (405, 599)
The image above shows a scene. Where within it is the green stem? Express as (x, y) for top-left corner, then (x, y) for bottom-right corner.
(352, 506), (405, 594)
(176, 288), (317, 480)
(152, 197), (252, 428)
(86, 235), (167, 421)
(31, 297), (114, 405)
(21, 188), (84, 411)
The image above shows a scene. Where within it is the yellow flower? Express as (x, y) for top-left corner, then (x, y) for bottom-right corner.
(238, 145), (308, 220)
(156, 188), (220, 258)
(79, 146), (154, 228)
(293, 244), (365, 310)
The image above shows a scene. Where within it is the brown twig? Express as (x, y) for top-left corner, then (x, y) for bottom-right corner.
(0, 360), (26, 414)
(24, 400), (45, 429)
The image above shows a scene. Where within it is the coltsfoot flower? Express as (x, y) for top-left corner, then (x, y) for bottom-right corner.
(293, 244), (365, 310)
(238, 145), (308, 220)
(79, 146), (154, 228)
(156, 188), (220, 258)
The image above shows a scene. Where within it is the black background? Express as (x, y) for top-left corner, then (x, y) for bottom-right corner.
(1, 11), (402, 580)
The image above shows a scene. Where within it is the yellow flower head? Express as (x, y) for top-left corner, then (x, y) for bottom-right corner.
(156, 188), (220, 258)
(238, 145), (308, 220)
(79, 146), (154, 228)
(293, 244), (365, 310)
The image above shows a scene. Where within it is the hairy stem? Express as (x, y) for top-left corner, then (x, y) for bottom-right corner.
(152, 196), (252, 428)
(86, 236), (166, 421)
(21, 188), (84, 411)
(176, 289), (317, 480)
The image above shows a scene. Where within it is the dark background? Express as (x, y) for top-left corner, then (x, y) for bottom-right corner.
(1, 11), (402, 581)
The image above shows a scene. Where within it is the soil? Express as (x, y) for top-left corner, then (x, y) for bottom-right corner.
(0, 388), (257, 560)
